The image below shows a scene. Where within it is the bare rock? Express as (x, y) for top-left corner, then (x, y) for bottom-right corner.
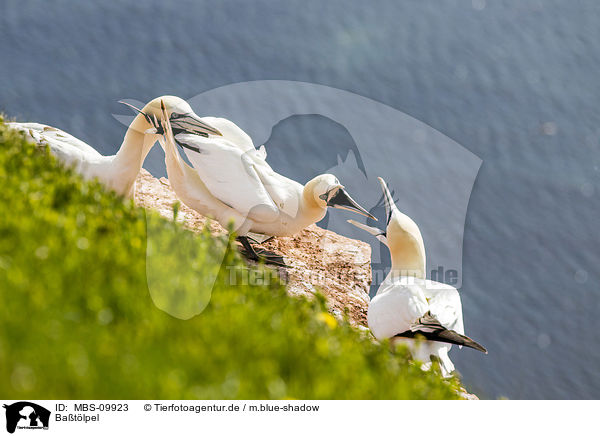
(134, 169), (371, 326)
(134, 169), (225, 235)
(261, 226), (371, 326)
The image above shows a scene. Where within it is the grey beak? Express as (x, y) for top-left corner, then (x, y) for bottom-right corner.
(118, 100), (145, 116)
(118, 100), (161, 132)
(378, 177), (396, 226)
(326, 188), (377, 220)
(170, 113), (222, 138)
(347, 219), (388, 245)
(118, 100), (222, 137)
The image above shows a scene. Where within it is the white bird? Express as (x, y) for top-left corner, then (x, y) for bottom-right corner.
(156, 100), (375, 264)
(7, 96), (221, 197)
(349, 177), (486, 377)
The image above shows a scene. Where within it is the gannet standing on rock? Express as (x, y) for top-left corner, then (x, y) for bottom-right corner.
(156, 100), (375, 265)
(349, 177), (486, 377)
(7, 96), (221, 197)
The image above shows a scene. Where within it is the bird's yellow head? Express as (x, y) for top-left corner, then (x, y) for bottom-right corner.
(305, 174), (376, 219)
(378, 177), (426, 278)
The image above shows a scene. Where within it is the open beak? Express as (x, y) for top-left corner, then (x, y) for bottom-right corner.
(347, 219), (388, 245)
(326, 188), (377, 220)
(170, 113), (222, 138)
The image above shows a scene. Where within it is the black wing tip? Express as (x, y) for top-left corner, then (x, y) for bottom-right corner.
(436, 330), (488, 354)
(466, 340), (488, 354)
(395, 313), (488, 354)
(396, 329), (488, 354)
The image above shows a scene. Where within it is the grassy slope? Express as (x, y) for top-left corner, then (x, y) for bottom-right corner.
(0, 118), (461, 399)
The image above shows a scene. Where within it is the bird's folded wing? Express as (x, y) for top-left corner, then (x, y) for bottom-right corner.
(8, 122), (102, 158)
(398, 311), (487, 353)
(408, 311), (447, 333)
(367, 283), (429, 339)
(248, 153), (302, 219)
(198, 117), (256, 152)
(178, 134), (280, 223)
(422, 281), (464, 335)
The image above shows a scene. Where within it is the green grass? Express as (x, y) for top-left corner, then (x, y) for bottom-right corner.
(0, 117), (461, 399)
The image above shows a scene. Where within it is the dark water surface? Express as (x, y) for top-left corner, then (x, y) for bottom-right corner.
(1, 0), (599, 399)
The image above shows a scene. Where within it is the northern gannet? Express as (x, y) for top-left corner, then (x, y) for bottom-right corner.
(7, 96), (221, 197)
(349, 177), (486, 377)
(156, 100), (375, 264)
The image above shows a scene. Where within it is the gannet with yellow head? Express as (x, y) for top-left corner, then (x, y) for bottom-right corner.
(349, 177), (486, 377)
(156, 100), (375, 265)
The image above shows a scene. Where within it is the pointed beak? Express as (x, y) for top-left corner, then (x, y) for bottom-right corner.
(118, 100), (221, 137)
(378, 177), (396, 226)
(118, 100), (145, 116)
(347, 219), (388, 245)
(170, 113), (222, 138)
(119, 100), (165, 134)
(326, 188), (377, 220)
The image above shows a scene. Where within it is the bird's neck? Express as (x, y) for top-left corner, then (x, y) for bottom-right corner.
(387, 233), (426, 280)
(162, 130), (184, 169)
(301, 183), (328, 226)
(113, 114), (155, 196)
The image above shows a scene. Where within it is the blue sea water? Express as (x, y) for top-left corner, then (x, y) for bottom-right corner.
(1, 0), (599, 399)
